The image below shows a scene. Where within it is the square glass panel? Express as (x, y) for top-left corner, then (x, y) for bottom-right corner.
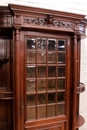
(48, 93), (55, 104)
(38, 66), (46, 78)
(26, 66), (36, 78)
(58, 53), (65, 64)
(47, 105), (55, 117)
(37, 52), (46, 63)
(27, 38), (36, 50)
(58, 67), (65, 77)
(26, 80), (36, 92)
(37, 106), (46, 118)
(57, 79), (65, 90)
(37, 80), (46, 91)
(37, 38), (46, 50)
(26, 107), (36, 120)
(26, 52), (36, 64)
(57, 92), (65, 102)
(38, 94), (46, 105)
(58, 40), (65, 51)
(48, 39), (56, 51)
(48, 66), (56, 77)
(48, 79), (56, 90)
(27, 94), (36, 106)
(48, 52), (56, 63)
(57, 104), (65, 115)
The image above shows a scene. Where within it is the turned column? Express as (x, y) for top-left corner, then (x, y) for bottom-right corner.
(14, 28), (21, 130)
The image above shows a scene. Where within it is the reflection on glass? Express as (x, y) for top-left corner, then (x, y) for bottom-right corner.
(58, 40), (65, 51)
(38, 66), (46, 78)
(48, 52), (56, 63)
(48, 79), (56, 90)
(57, 92), (65, 102)
(26, 66), (36, 78)
(48, 66), (56, 77)
(37, 52), (46, 63)
(57, 104), (65, 115)
(57, 79), (65, 90)
(58, 53), (65, 64)
(26, 80), (36, 92)
(48, 39), (56, 51)
(27, 38), (36, 50)
(58, 67), (65, 77)
(37, 38), (46, 50)
(37, 106), (46, 118)
(38, 94), (46, 105)
(27, 95), (36, 106)
(37, 80), (46, 91)
(26, 52), (36, 64)
(48, 93), (55, 104)
(47, 105), (55, 117)
(26, 107), (36, 120)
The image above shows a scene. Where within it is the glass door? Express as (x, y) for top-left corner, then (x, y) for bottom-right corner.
(20, 32), (71, 130)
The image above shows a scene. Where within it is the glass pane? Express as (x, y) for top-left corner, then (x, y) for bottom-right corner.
(26, 66), (36, 78)
(48, 93), (55, 104)
(38, 94), (46, 105)
(37, 52), (46, 63)
(58, 53), (65, 64)
(26, 107), (36, 120)
(37, 80), (46, 91)
(48, 39), (56, 51)
(27, 38), (36, 50)
(27, 95), (36, 106)
(48, 79), (56, 90)
(37, 38), (46, 50)
(48, 52), (56, 63)
(57, 79), (65, 90)
(48, 66), (56, 77)
(26, 80), (36, 92)
(57, 104), (65, 115)
(57, 92), (65, 102)
(37, 106), (46, 118)
(26, 52), (36, 64)
(58, 40), (65, 51)
(47, 105), (55, 117)
(58, 67), (65, 77)
(38, 66), (46, 78)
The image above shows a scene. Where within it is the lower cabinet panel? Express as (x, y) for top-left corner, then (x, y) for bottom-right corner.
(25, 121), (65, 130)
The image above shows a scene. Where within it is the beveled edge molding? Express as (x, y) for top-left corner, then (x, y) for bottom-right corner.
(0, 92), (13, 99)
(76, 82), (85, 94)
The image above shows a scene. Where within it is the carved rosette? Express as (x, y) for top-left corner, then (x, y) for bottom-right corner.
(74, 21), (85, 34)
(23, 16), (72, 29)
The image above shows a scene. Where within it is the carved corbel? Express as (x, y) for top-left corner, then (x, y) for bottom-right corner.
(14, 15), (22, 26)
(74, 20), (86, 35)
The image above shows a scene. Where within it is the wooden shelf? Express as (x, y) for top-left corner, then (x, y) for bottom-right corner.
(76, 115), (85, 129)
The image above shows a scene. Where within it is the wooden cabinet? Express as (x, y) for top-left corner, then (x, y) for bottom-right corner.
(0, 4), (86, 130)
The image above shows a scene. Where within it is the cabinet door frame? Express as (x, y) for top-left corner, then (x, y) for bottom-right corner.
(19, 31), (71, 130)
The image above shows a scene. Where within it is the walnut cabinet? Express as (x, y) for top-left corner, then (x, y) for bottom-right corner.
(0, 4), (86, 130)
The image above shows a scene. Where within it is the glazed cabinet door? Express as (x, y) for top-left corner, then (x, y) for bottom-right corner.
(20, 32), (71, 130)
(0, 38), (13, 130)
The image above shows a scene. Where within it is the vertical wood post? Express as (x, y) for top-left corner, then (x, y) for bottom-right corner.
(72, 34), (77, 130)
(14, 28), (21, 130)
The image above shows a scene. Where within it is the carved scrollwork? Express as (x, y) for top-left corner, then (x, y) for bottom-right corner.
(23, 16), (72, 29)
(76, 82), (85, 94)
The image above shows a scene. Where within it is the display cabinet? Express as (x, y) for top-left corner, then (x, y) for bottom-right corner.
(0, 4), (86, 130)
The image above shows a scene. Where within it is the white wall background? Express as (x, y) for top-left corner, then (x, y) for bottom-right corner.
(0, 0), (87, 130)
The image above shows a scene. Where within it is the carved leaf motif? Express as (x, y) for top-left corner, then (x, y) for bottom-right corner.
(23, 17), (72, 29)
